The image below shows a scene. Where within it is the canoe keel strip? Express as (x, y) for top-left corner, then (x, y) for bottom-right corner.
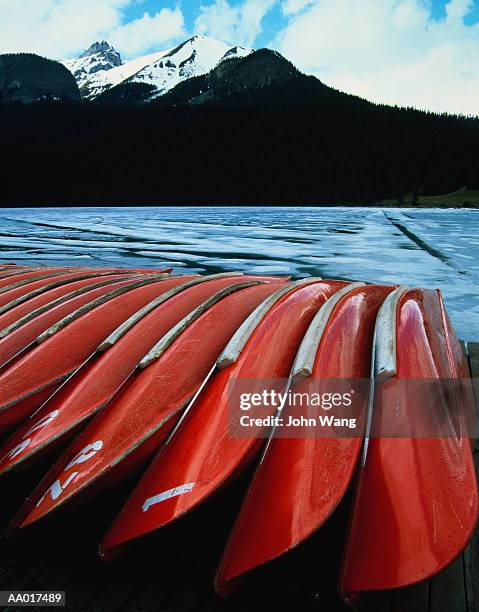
(291, 282), (366, 380)
(0, 264), (475, 606)
(0, 274), (141, 339)
(216, 277), (324, 369)
(36, 274), (171, 344)
(97, 272), (244, 351)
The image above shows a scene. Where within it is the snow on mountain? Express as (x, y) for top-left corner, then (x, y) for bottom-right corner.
(63, 36), (252, 100)
(63, 41), (123, 93)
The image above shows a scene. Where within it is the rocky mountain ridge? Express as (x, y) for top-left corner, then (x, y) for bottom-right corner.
(62, 36), (252, 100)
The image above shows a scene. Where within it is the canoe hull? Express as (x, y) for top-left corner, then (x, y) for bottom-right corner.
(215, 284), (395, 595)
(0, 277), (189, 434)
(8, 282), (286, 531)
(99, 280), (349, 559)
(0, 276), (281, 476)
(340, 288), (478, 599)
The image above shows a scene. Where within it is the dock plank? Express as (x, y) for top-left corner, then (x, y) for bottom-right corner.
(391, 582), (429, 612)
(468, 342), (479, 380)
(465, 342), (479, 612)
(430, 555), (467, 612)
(360, 590), (392, 612)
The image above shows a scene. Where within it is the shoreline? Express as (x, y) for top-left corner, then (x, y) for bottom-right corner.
(377, 188), (479, 209)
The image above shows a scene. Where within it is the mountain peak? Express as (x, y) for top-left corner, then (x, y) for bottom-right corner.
(187, 34), (248, 50)
(63, 36), (253, 100)
(80, 41), (118, 58)
(189, 34), (215, 43)
(63, 41), (123, 93)
(156, 48), (306, 108)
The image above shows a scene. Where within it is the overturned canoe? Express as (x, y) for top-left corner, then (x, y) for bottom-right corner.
(0, 267), (79, 291)
(99, 279), (349, 559)
(0, 274), (284, 478)
(0, 266), (171, 307)
(0, 267), (161, 313)
(215, 283), (395, 596)
(0, 265), (28, 274)
(0, 269), (91, 308)
(0, 274), (143, 373)
(0, 270), (140, 325)
(0, 274), (182, 434)
(8, 280), (287, 532)
(340, 287), (478, 601)
(0, 264), (475, 604)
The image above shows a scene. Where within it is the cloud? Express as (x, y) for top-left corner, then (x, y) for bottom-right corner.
(275, 0), (479, 115)
(195, 0), (276, 47)
(110, 8), (186, 57)
(446, 0), (474, 19)
(0, 0), (186, 59)
(282, 0), (314, 15)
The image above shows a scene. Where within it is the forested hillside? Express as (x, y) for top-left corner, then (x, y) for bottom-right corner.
(1, 49), (477, 206)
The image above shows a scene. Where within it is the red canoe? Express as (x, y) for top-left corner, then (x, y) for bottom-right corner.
(0, 269), (87, 306)
(0, 267), (71, 282)
(106, 268), (173, 275)
(0, 271), (139, 332)
(0, 274), (181, 434)
(0, 267), (80, 291)
(8, 281), (288, 532)
(0, 265), (26, 273)
(0, 275), (144, 375)
(98, 279), (349, 560)
(0, 267), (172, 312)
(340, 287), (478, 601)
(0, 274), (284, 478)
(0, 269), (132, 311)
(215, 283), (396, 595)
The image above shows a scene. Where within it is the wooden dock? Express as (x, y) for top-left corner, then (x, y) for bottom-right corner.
(0, 343), (478, 612)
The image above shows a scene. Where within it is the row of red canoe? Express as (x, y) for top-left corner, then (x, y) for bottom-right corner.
(0, 263), (476, 605)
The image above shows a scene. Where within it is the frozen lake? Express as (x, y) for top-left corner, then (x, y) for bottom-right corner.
(0, 206), (477, 340)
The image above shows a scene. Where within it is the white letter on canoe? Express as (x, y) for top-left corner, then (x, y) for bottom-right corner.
(23, 410), (60, 439)
(3, 438), (31, 462)
(35, 472), (79, 507)
(65, 440), (103, 471)
(142, 483), (195, 513)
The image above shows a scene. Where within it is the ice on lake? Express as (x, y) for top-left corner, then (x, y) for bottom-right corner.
(0, 206), (477, 341)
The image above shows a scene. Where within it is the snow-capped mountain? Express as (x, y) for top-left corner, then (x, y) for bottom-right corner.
(62, 36), (252, 100)
(63, 41), (123, 93)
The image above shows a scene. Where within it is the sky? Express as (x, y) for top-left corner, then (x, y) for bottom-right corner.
(1, 0), (478, 115)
